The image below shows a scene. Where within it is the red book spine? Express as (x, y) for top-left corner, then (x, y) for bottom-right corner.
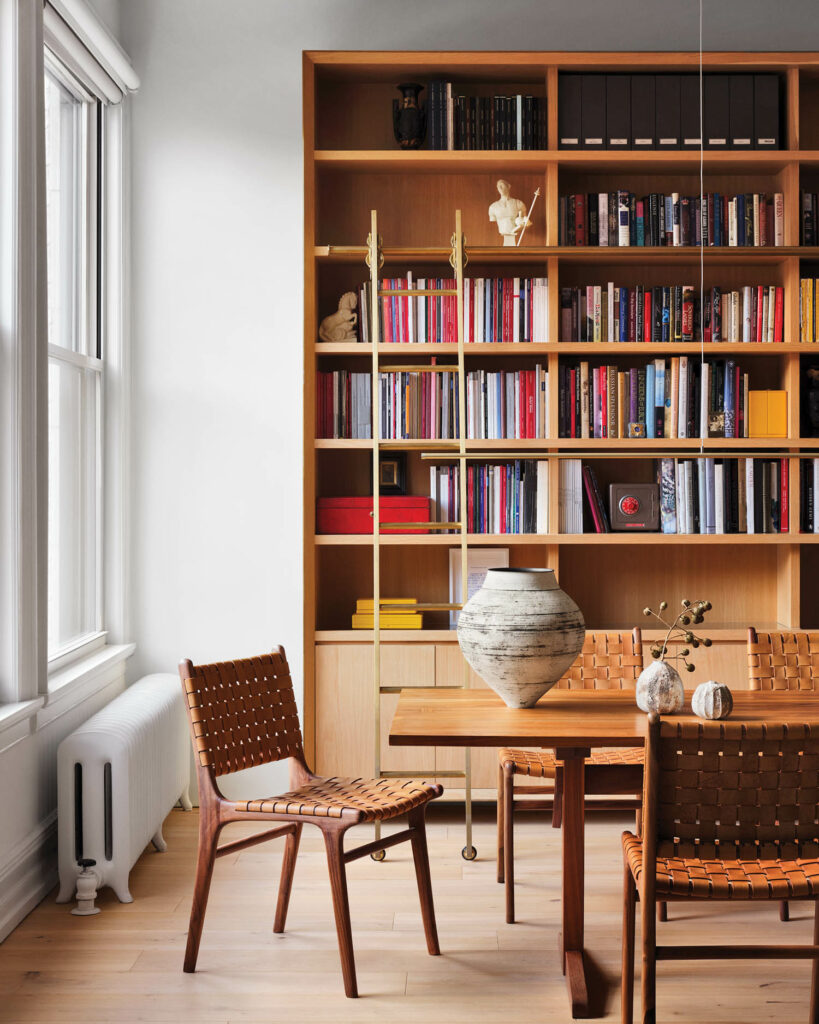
(570, 368), (577, 438)
(781, 457), (789, 532)
(575, 194), (586, 246)
(467, 464), (474, 532)
(775, 286), (784, 342)
(644, 291), (652, 343)
(519, 371), (525, 438)
(527, 370), (536, 437)
(766, 199), (774, 247)
(756, 285), (764, 344)
(503, 279), (511, 342)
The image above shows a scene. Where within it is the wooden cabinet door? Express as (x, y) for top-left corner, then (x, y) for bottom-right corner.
(315, 644), (436, 778)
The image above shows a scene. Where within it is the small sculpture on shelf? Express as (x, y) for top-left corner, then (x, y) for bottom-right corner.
(319, 292), (358, 343)
(488, 180), (539, 246)
(636, 599), (714, 714)
(692, 680), (733, 720)
(393, 83), (426, 149)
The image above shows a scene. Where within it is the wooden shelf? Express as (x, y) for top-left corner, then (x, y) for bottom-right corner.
(314, 626), (772, 643)
(315, 437), (816, 451)
(316, 341), (815, 355)
(314, 531), (805, 546)
(314, 244), (819, 264)
(314, 149), (810, 173)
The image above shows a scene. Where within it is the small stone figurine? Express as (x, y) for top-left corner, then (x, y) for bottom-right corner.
(488, 179), (531, 246)
(319, 292), (358, 343)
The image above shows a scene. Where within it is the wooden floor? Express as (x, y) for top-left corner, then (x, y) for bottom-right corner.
(0, 805), (815, 1023)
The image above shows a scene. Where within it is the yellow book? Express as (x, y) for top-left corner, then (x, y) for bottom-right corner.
(351, 613), (423, 629)
(748, 390), (787, 438)
(355, 597), (418, 612)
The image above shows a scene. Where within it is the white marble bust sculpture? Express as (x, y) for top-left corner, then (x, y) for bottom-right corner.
(488, 179), (530, 246)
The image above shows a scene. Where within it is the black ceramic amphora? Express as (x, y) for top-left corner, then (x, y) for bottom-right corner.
(393, 82), (426, 149)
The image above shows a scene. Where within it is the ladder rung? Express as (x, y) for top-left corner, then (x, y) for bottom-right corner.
(379, 289), (459, 296)
(379, 685), (467, 693)
(375, 521), (463, 530)
(378, 602), (461, 611)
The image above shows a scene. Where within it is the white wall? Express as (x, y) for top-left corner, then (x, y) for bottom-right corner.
(117, 0), (819, 797)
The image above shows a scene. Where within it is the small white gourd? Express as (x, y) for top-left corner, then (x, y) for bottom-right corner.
(691, 680), (733, 720)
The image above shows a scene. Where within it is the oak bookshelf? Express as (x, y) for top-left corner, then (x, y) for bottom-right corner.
(304, 50), (819, 804)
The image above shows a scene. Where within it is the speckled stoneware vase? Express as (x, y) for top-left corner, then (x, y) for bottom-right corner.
(456, 568), (585, 709)
(635, 659), (685, 714)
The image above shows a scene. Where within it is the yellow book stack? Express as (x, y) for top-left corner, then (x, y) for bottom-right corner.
(352, 598), (423, 629)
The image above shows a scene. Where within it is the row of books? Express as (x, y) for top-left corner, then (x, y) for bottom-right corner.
(558, 191), (785, 247)
(800, 460), (819, 532)
(560, 284), (784, 345)
(429, 461), (549, 534)
(558, 73), (780, 151)
(464, 368), (549, 440)
(316, 371), (371, 439)
(427, 82), (547, 150)
(801, 192), (819, 246)
(657, 458), (788, 534)
(558, 359), (751, 440)
(379, 371), (460, 440)
(355, 275), (548, 345)
(800, 279), (819, 343)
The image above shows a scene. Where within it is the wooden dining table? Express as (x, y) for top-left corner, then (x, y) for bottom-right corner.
(389, 686), (819, 1020)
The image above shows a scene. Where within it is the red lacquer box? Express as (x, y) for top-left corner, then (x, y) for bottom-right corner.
(317, 496), (431, 534)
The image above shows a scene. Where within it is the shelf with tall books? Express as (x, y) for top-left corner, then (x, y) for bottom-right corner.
(304, 50), (819, 803)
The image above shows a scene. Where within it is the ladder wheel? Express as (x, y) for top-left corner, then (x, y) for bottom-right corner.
(371, 849), (386, 862)
(461, 845), (477, 861)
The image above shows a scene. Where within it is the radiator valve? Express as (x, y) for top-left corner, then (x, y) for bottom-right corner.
(71, 858), (100, 916)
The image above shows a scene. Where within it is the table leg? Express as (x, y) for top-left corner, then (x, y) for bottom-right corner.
(556, 746), (591, 1019)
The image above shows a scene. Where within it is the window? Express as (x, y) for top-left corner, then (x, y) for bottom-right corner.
(44, 57), (103, 659)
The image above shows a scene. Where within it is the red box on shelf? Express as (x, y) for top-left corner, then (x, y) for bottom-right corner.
(317, 496), (431, 535)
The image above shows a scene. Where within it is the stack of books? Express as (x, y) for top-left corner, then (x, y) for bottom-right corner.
(427, 82), (547, 150)
(351, 598), (423, 630)
(559, 190), (784, 247)
(355, 274), (548, 345)
(560, 283), (784, 344)
(558, 358), (751, 440)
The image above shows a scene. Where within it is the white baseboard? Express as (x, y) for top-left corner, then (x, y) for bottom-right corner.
(0, 811), (58, 943)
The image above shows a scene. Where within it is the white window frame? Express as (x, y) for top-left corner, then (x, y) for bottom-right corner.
(0, 0), (138, 726)
(45, 53), (105, 666)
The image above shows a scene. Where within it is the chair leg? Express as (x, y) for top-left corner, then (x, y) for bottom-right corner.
(183, 808), (221, 973)
(622, 862), (636, 1024)
(497, 762), (505, 884)
(503, 764), (515, 924)
(322, 824), (358, 998)
(640, 884), (657, 1024)
(552, 769), (563, 829)
(408, 805), (440, 956)
(273, 823), (302, 933)
(657, 902), (668, 923)
(780, 900), (790, 922)
(811, 899), (819, 1024)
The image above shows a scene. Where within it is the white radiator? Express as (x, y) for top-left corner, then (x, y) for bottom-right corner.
(56, 674), (192, 904)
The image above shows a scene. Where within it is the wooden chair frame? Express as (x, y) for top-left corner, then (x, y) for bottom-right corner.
(622, 712), (819, 1024)
(496, 628), (644, 924)
(179, 647), (442, 998)
(748, 627), (819, 923)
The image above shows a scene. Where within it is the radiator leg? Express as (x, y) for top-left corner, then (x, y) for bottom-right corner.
(151, 827), (168, 853)
(110, 877), (134, 903)
(179, 786), (193, 811)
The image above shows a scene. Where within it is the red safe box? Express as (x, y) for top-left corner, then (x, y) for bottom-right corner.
(317, 496), (431, 534)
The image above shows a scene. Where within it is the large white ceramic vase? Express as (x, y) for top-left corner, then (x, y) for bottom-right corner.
(456, 568), (585, 709)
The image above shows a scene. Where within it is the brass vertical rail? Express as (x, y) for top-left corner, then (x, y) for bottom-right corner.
(367, 211), (383, 853)
(452, 210), (475, 860)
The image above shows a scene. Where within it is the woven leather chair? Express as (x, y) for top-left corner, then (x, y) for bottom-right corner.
(179, 647), (442, 998)
(497, 629), (644, 923)
(748, 628), (819, 923)
(621, 714), (819, 1024)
